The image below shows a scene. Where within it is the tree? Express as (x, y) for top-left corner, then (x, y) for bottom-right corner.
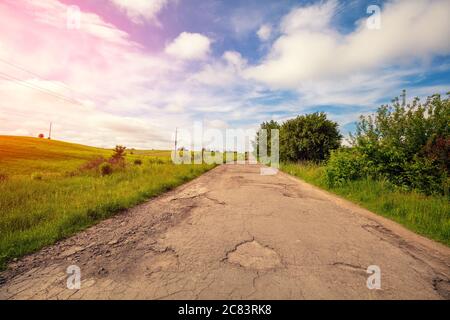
(253, 120), (280, 157)
(279, 112), (341, 162)
(38, 133), (45, 138)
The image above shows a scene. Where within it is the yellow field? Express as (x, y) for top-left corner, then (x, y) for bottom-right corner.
(0, 136), (170, 176)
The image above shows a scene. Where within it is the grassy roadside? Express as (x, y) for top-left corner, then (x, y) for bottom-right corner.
(281, 162), (450, 247)
(0, 136), (215, 269)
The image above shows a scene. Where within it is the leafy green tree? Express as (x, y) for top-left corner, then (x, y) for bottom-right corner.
(253, 120), (280, 157)
(279, 112), (341, 162)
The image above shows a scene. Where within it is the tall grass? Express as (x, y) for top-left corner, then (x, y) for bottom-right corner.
(0, 162), (214, 269)
(0, 136), (216, 269)
(281, 162), (450, 246)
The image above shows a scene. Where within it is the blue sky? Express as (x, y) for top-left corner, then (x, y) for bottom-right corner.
(1, 0), (449, 148)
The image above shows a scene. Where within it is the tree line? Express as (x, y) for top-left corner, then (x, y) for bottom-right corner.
(255, 91), (449, 196)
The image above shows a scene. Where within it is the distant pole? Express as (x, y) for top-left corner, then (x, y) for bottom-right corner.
(401, 89), (406, 106)
(174, 127), (178, 152)
(48, 122), (52, 140)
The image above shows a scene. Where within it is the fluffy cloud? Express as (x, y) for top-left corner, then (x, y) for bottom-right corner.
(188, 51), (247, 87)
(256, 24), (272, 41)
(109, 0), (171, 24)
(280, 0), (338, 33)
(165, 32), (211, 60)
(245, 0), (450, 88)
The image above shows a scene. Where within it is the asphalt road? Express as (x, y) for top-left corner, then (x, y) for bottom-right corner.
(1, 164), (449, 299)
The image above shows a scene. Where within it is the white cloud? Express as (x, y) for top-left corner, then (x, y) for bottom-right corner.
(187, 51), (247, 87)
(223, 51), (246, 70)
(280, 0), (338, 33)
(109, 0), (171, 24)
(205, 119), (228, 129)
(257, 24), (272, 41)
(229, 6), (265, 38)
(165, 32), (211, 60)
(245, 0), (450, 88)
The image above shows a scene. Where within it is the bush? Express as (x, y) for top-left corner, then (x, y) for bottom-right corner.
(31, 172), (43, 180)
(403, 156), (447, 195)
(100, 163), (113, 176)
(279, 112), (341, 162)
(0, 173), (8, 182)
(80, 157), (107, 171)
(352, 91), (449, 195)
(149, 158), (164, 165)
(134, 159), (142, 166)
(325, 149), (369, 187)
(110, 145), (126, 167)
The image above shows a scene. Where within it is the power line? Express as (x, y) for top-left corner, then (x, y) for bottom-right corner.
(0, 71), (82, 105)
(0, 72), (80, 104)
(0, 58), (60, 82)
(0, 57), (98, 104)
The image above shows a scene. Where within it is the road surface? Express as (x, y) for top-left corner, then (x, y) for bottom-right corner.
(1, 164), (449, 299)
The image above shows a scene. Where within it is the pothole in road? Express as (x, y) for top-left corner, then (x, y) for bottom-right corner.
(227, 240), (282, 271)
(433, 278), (450, 299)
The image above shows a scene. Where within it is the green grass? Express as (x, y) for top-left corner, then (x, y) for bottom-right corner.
(0, 136), (215, 269)
(281, 162), (450, 246)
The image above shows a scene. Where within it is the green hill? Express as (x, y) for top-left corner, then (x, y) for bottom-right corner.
(0, 136), (169, 176)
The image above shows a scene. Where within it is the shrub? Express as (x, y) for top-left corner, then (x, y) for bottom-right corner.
(100, 163), (113, 176)
(31, 172), (43, 180)
(325, 149), (369, 187)
(0, 173), (8, 182)
(149, 158), (164, 165)
(403, 156), (446, 195)
(352, 91), (449, 195)
(134, 159), (142, 165)
(38, 134), (44, 138)
(80, 157), (107, 171)
(110, 145), (126, 167)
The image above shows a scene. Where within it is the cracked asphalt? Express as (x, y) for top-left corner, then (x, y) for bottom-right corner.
(0, 164), (449, 299)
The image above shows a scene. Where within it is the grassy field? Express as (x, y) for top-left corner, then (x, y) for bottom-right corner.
(0, 136), (215, 269)
(281, 162), (450, 246)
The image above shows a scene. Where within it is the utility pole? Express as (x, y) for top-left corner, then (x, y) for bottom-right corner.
(48, 122), (52, 140)
(401, 89), (406, 106)
(174, 127), (178, 152)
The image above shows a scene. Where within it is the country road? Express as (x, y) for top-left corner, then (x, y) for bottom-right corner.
(1, 164), (449, 300)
